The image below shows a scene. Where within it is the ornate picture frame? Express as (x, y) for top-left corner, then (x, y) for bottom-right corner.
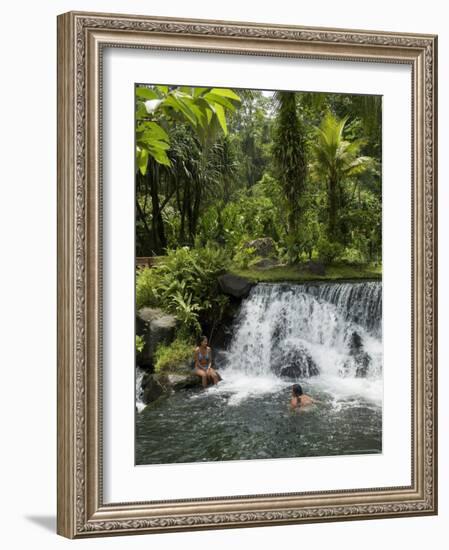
(57, 11), (437, 538)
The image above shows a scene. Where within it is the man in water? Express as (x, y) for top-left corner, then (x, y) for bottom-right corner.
(290, 383), (319, 410)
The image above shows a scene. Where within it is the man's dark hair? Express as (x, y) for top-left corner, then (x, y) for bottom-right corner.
(292, 384), (303, 397)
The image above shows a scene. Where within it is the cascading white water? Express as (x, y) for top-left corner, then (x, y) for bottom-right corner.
(218, 281), (382, 405)
(136, 367), (147, 412)
(302, 281), (382, 337)
(136, 281), (383, 463)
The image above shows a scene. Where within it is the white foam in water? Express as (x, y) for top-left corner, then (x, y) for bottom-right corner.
(135, 367), (147, 413)
(137, 282), (383, 411)
(205, 372), (290, 406)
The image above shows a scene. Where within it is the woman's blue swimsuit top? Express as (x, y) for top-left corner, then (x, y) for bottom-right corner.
(198, 348), (210, 370)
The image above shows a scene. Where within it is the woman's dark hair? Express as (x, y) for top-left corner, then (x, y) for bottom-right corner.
(197, 335), (208, 346)
(292, 384), (303, 397)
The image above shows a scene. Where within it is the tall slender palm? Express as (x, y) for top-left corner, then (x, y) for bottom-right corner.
(272, 91), (307, 263)
(311, 112), (373, 244)
(211, 137), (238, 203)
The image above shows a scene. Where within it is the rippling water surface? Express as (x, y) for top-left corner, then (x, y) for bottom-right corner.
(136, 281), (383, 465)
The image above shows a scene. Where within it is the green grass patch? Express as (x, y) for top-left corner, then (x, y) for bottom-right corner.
(154, 338), (195, 373)
(230, 263), (382, 283)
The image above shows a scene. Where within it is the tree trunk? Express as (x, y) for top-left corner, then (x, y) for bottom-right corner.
(135, 197), (154, 252)
(190, 180), (202, 243)
(148, 163), (167, 254)
(328, 177), (338, 239)
(136, 172), (155, 255)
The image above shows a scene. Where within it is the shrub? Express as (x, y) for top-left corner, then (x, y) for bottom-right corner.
(232, 244), (257, 270)
(135, 245), (230, 337)
(316, 236), (345, 264)
(154, 338), (194, 373)
(341, 247), (366, 265)
(136, 267), (160, 310)
(135, 335), (145, 353)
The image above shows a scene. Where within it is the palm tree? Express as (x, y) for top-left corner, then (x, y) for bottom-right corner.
(311, 112), (374, 245)
(211, 136), (238, 203)
(272, 91), (307, 263)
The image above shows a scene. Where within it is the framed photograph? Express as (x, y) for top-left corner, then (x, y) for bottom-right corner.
(57, 11), (438, 538)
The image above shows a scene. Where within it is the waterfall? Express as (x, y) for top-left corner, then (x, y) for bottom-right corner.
(136, 367), (147, 412)
(219, 281), (382, 404)
(301, 281), (382, 337)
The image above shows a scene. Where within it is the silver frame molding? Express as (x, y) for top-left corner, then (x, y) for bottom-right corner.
(57, 11), (438, 538)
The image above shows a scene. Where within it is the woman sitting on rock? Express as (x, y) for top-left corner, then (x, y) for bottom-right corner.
(193, 335), (221, 388)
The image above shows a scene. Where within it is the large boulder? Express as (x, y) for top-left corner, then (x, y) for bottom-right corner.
(166, 372), (202, 391)
(243, 237), (276, 258)
(272, 344), (319, 379)
(341, 331), (372, 377)
(140, 370), (202, 405)
(218, 273), (253, 299)
(136, 308), (178, 367)
(141, 372), (166, 404)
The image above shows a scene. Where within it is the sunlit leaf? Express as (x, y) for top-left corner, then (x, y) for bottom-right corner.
(137, 147), (149, 175)
(136, 87), (159, 100)
(203, 92), (236, 112)
(209, 88), (241, 101)
(149, 147), (171, 166)
(136, 103), (148, 120)
(212, 103), (227, 135)
(193, 87), (209, 97)
(141, 121), (169, 142)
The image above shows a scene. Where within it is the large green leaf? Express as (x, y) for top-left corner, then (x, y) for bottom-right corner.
(136, 87), (159, 100)
(178, 97), (207, 127)
(136, 147), (149, 175)
(210, 88), (241, 101)
(156, 85), (169, 94)
(163, 95), (197, 127)
(205, 107), (213, 124)
(174, 96), (201, 127)
(136, 120), (171, 169)
(149, 146), (171, 166)
(135, 84), (237, 174)
(140, 121), (169, 142)
(212, 103), (228, 135)
(203, 92), (236, 112)
(147, 139), (171, 151)
(135, 103), (149, 120)
(193, 87), (209, 97)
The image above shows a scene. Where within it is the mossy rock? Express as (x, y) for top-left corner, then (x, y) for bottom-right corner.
(243, 237), (276, 258)
(140, 370), (201, 405)
(218, 273), (254, 298)
(165, 372), (201, 390)
(142, 374), (165, 405)
(136, 308), (178, 368)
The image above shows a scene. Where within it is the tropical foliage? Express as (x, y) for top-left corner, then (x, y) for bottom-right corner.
(135, 84), (382, 340)
(153, 338), (195, 373)
(272, 91), (307, 263)
(136, 85), (241, 173)
(136, 246), (229, 337)
(311, 112), (375, 248)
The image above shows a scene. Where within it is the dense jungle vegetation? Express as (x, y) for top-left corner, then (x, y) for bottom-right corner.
(135, 84), (382, 344)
